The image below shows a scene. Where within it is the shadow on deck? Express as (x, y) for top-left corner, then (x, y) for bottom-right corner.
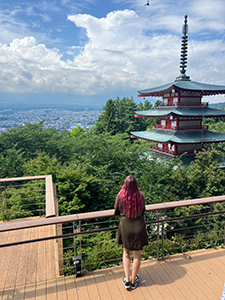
(1, 247), (225, 300)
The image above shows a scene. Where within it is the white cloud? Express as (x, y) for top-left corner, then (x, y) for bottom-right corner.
(0, 6), (225, 102)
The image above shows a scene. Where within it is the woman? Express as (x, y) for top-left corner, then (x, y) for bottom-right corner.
(114, 175), (148, 290)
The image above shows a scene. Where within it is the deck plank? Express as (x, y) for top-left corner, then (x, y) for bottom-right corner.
(75, 273), (90, 300)
(84, 271), (101, 300)
(147, 262), (175, 299)
(46, 278), (57, 300)
(101, 267), (123, 300)
(93, 269), (113, 300)
(15, 228), (31, 287)
(35, 281), (46, 300)
(64, 275), (78, 300)
(159, 258), (198, 300)
(139, 262), (161, 300)
(56, 277), (68, 300)
(1, 229), (16, 294)
(2, 231), (225, 300)
(157, 260), (187, 300)
(175, 253), (213, 299)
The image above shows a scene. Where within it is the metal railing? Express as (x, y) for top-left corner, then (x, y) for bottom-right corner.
(0, 175), (57, 221)
(1, 191), (225, 290)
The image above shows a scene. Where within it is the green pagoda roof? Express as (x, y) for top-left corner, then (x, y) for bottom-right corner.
(138, 80), (225, 97)
(131, 129), (225, 144)
(135, 107), (225, 118)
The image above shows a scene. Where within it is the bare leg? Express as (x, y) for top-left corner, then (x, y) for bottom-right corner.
(131, 250), (141, 284)
(123, 248), (131, 282)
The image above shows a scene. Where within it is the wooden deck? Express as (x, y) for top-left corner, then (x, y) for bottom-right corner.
(1, 247), (225, 299)
(0, 220), (60, 295)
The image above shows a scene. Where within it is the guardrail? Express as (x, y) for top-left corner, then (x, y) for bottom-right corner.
(1, 193), (225, 284)
(0, 175), (57, 220)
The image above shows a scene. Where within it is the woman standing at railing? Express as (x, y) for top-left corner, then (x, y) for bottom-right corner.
(114, 175), (148, 290)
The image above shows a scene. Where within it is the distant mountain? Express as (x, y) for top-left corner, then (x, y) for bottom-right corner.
(0, 92), (106, 111)
(209, 102), (225, 109)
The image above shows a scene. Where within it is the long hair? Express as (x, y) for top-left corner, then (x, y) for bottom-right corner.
(116, 175), (144, 218)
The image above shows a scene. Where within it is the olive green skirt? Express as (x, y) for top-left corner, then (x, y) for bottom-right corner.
(117, 215), (148, 251)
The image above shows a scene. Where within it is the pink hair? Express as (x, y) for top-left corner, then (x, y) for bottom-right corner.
(115, 175), (144, 218)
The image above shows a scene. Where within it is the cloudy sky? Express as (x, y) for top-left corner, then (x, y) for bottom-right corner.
(1, 0), (225, 109)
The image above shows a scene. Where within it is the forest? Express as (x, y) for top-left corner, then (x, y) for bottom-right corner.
(1, 96), (225, 273)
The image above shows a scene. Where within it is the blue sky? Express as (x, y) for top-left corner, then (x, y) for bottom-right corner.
(1, 0), (225, 109)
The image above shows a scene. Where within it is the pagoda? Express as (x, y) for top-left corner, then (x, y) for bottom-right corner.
(131, 15), (225, 162)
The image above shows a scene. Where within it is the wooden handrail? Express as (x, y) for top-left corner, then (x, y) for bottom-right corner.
(1, 195), (225, 233)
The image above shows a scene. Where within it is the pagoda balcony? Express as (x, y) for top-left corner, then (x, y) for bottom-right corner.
(177, 149), (196, 155)
(1, 176), (225, 299)
(151, 146), (176, 156)
(154, 124), (176, 131)
(177, 125), (209, 130)
(154, 125), (209, 131)
(156, 102), (209, 107)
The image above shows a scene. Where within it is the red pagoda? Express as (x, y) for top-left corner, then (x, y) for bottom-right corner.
(131, 15), (225, 162)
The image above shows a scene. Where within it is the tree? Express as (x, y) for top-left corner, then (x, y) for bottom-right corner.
(69, 126), (85, 138)
(94, 96), (155, 135)
(0, 121), (75, 163)
(95, 99), (116, 134)
(0, 146), (25, 178)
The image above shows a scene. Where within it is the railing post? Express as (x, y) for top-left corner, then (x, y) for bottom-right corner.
(0, 185), (4, 222)
(53, 184), (59, 217)
(161, 220), (165, 260)
(79, 221), (82, 273)
(3, 185), (8, 221)
(73, 221), (77, 275)
(156, 211), (160, 260)
(56, 223), (64, 276)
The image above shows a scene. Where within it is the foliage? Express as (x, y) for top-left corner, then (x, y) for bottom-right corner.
(94, 97), (155, 135)
(0, 180), (45, 221)
(0, 146), (25, 178)
(69, 126), (85, 138)
(0, 121), (74, 163)
(2, 98), (225, 274)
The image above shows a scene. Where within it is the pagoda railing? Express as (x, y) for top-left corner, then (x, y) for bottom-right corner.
(154, 124), (175, 130)
(154, 125), (208, 131)
(155, 102), (208, 107)
(151, 146), (176, 156)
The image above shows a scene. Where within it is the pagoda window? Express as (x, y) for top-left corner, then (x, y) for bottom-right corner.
(178, 144), (202, 151)
(180, 96), (201, 106)
(180, 92), (201, 97)
(161, 120), (166, 127)
(171, 120), (177, 128)
(173, 97), (178, 105)
(158, 143), (163, 149)
(164, 98), (168, 105)
(179, 120), (200, 129)
(168, 143), (175, 151)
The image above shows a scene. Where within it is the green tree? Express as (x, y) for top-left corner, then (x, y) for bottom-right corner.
(69, 126), (85, 138)
(0, 121), (74, 163)
(24, 151), (62, 182)
(209, 121), (225, 134)
(95, 99), (116, 134)
(94, 97), (155, 135)
(0, 146), (25, 178)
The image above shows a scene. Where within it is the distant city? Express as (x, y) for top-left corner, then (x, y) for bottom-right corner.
(1, 102), (225, 134)
(0, 108), (102, 133)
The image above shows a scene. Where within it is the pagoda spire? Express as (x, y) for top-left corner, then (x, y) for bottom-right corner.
(175, 15), (190, 81)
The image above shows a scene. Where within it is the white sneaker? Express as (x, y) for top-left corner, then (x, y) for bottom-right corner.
(131, 275), (140, 289)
